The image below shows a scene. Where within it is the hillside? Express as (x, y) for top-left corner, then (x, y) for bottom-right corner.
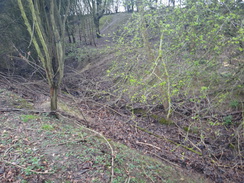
(0, 86), (210, 182)
(1, 7), (244, 183)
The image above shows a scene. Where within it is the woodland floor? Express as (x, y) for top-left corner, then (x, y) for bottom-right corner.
(0, 13), (243, 183)
(0, 82), (210, 183)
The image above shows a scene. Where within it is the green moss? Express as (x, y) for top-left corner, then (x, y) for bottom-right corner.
(228, 143), (235, 149)
(12, 98), (33, 109)
(8, 92), (34, 109)
(151, 114), (174, 125)
(17, 98), (34, 109)
(183, 126), (199, 134)
(59, 102), (80, 116)
(132, 108), (147, 117)
(183, 126), (189, 132)
(132, 108), (173, 125)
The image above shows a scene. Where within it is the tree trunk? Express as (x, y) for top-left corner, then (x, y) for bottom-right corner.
(94, 17), (101, 38)
(50, 84), (58, 112)
(72, 33), (76, 43)
(66, 25), (72, 43)
(79, 26), (83, 42)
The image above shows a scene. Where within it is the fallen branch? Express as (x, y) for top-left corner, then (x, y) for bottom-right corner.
(148, 151), (180, 168)
(0, 108), (48, 113)
(136, 140), (161, 150)
(0, 159), (53, 174)
(46, 139), (87, 147)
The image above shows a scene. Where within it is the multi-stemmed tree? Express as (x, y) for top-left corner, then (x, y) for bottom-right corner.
(17, 0), (72, 115)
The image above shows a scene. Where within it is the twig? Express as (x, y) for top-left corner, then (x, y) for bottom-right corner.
(149, 152), (180, 168)
(136, 141), (161, 150)
(3, 144), (20, 157)
(124, 176), (131, 183)
(72, 120), (114, 183)
(142, 165), (155, 183)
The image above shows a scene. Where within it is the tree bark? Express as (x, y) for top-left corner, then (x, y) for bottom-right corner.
(66, 25), (72, 43)
(94, 17), (101, 38)
(50, 84), (58, 111)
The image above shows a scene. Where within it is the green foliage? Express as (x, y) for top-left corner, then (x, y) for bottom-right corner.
(223, 115), (233, 125)
(21, 115), (37, 123)
(108, 1), (243, 118)
(24, 156), (43, 175)
(41, 124), (55, 131)
(230, 100), (239, 108)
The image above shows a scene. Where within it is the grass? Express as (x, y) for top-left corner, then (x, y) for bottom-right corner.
(21, 114), (37, 122)
(41, 124), (55, 131)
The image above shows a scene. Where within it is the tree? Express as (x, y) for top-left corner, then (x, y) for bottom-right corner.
(85, 0), (110, 38)
(0, 0), (33, 75)
(73, 1), (96, 45)
(124, 0), (135, 12)
(17, 0), (71, 115)
(109, 0), (243, 120)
